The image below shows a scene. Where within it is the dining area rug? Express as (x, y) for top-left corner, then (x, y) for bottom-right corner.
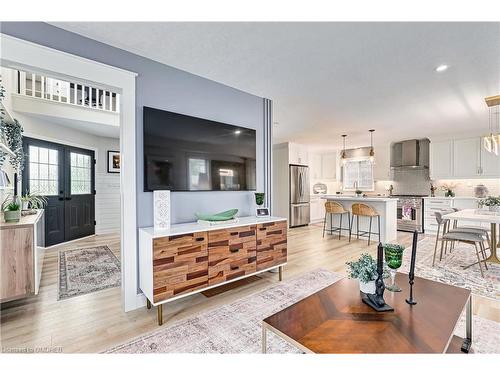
(400, 238), (500, 300)
(105, 269), (499, 354)
(59, 246), (121, 300)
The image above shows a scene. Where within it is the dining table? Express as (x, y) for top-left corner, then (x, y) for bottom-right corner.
(443, 208), (500, 264)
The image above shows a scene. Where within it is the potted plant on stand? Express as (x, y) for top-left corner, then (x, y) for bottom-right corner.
(346, 253), (379, 294)
(480, 196), (500, 213)
(21, 192), (48, 211)
(2, 195), (21, 222)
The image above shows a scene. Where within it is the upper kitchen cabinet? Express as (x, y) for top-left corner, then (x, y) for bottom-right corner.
(309, 151), (337, 180)
(288, 142), (309, 165)
(430, 136), (500, 179)
(453, 138), (480, 178)
(373, 144), (391, 180)
(480, 145), (500, 177)
(321, 152), (337, 180)
(430, 139), (453, 179)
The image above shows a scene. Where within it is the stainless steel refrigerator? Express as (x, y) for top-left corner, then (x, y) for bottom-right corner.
(289, 164), (310, 227)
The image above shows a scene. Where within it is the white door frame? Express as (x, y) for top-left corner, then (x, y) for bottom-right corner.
(0, 33), (143, 312)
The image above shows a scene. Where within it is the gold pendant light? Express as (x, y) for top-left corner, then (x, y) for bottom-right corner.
(341, 134), (347, 164)
(484, 95), (500, 156)
(368, 129), (375, 163)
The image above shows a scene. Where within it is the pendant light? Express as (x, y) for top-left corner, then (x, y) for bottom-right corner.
(341, 134), (347, 164)
(368, 129), (375, 163)
(484, 95), (500, 156)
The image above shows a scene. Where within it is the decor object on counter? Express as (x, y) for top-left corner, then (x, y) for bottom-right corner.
(474, 184), (489, 198)
(441, 182), (457, 197)
(362, 243), (393, 312)
(20, 192), (47, 211)
(346, 253), (378, 294)
(107, 150), (120, 173)
(254, 192), (269, 217)
(195, 208), (239, 222)
(368, 129), (375, 163)
(312, 182), (327, 194)
(406, 230), (419, 305)
(383, 243), (405, 292)
(197, 217), (240, 226)
(355, 189), (363, 197)
(483, 95), (499, 155)
(385, 184), (394, 196)
(430, 182), (437, 197)
(153, 190), (171, 230)
(1, 194), (21, 222)
(479, 196), (500, 212)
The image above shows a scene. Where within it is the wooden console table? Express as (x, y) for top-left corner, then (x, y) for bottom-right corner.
(262, 273), (472, 353)
(139, 216), (287, 325)
(1, 210), (45, 302)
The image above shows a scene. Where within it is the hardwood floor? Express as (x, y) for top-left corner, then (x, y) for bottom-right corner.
(1, 225), (498, 353)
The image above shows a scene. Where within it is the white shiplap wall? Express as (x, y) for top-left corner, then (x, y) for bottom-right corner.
(95, 172), (120, 234)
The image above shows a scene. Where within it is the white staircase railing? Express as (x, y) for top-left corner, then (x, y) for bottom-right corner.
(17, 70), (120, 113)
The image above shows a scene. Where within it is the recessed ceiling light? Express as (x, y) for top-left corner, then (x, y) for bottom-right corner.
(234, 130), (241, 134)
(435, 64), (448, 72)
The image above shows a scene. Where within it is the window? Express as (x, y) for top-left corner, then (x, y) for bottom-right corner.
(342, 158), (374, 191)
(70, 152), (92, 194)
(29, 145), (59, 195)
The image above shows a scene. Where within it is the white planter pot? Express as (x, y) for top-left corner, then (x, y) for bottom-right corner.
(489, 205), (500, 213)
(359, 280), (376, 294)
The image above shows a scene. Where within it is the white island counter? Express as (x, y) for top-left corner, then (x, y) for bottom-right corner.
(320, 195), (398, 243)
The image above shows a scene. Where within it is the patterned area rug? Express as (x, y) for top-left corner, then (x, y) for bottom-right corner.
(400, 238), (500, 300)
(106, 269), (499, 353)
(59, 246), (121, 300)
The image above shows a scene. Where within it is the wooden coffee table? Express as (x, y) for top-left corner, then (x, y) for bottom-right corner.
(262, 273), (472, 353)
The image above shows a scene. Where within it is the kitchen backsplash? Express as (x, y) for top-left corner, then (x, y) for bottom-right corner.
(390, 169), (430, 195)
(433, 179), (500, 197)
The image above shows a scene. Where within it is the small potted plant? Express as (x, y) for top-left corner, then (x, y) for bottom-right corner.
(355, 189), (363, 197)
(255, 192), (265, 207)
(20, 192), (48, 211)
(480, 196), (500, 213)
(2, 195), (21, 222)
(346, 253), (378, 294)
(441, 182), (457, 197)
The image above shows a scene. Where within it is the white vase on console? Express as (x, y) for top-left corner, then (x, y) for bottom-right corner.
(154, 190), (171, 230)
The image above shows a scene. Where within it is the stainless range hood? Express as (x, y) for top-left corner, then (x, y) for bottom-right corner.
(390, 139), (430, 169)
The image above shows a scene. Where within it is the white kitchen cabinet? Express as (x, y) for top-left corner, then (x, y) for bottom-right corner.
(453, 138), (480, 178)
(424, 197), (481, 233)
(480, 145), (500, 177)
(289, 142), (309, 165)
(309, 153), (323, 179)
(310, 196), (326, 223)
(321, 153), (337, 180)
(430, 140), (453, 179)
(373, 144), (391, 181)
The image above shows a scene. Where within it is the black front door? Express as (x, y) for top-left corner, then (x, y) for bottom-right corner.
(23, 138), (95, 246)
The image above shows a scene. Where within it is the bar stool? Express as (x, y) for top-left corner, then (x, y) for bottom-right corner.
(323, 201), (351, 239)
(349, 203), (380, 245)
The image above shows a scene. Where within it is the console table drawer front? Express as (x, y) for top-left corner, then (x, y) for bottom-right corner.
(256, 221), (287, 270)
(153, 232), (208, 303)
(207, 225), (257, 285)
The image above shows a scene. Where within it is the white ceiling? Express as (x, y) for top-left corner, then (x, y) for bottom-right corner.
(52, 22), (500, 149)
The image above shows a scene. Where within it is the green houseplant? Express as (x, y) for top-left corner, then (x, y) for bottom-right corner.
(480, 196), (500, 212)
(21, 192), (48, 211)
(2, 195), (21, 222)
(346, 253), (378, 294)
(254, 192), (265, 207)
(355, 189), (363, 197)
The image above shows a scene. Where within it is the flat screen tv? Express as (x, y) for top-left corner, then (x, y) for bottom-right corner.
(143, 106), (256, 192)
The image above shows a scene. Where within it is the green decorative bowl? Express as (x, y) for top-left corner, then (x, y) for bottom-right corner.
(195, 209), (239, 221)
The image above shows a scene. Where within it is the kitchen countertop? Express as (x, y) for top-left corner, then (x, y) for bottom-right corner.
(319, 194), (397, 202)
(423, 196), (480, 199)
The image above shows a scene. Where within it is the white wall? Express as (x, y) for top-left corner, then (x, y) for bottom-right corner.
(1, 67), (120, 234)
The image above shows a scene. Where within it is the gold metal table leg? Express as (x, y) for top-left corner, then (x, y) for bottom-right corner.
(279, 266), (283, 281)
(146, 299), (151, 309)
(157, 304), (163, 326)
(484, 223), (500, 264)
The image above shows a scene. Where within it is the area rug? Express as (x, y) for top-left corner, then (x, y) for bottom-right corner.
(400, 238), (500, 300)
(105, 269), (499, 354)
(59, 246), (121, 300)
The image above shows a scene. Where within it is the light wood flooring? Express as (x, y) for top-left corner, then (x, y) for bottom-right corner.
(1, 224), (498, 353)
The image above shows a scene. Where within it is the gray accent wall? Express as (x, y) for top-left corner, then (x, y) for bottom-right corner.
(0, 22), (267, 226)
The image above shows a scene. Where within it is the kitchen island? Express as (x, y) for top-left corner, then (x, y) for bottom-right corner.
(321, 195), (397, 242)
